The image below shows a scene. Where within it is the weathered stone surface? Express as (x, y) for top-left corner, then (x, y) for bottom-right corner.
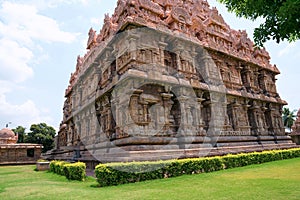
(0, 128), (18, 144)
(36, 162), (50, 171)
(0, 144), (43, 165)
(0, 128), (43, 165)
(291, 109), (300, 144)
(48, 0), (297, 167)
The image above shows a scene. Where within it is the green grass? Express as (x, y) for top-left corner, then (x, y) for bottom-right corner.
(1, 158), (300, 200)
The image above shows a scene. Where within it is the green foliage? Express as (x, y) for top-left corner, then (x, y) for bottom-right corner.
(63, 162), (86, 181)
(282, 107), (297, 132)
(12, 126), (26, 143)
(95, 148), (300, 187)
(49, 160), (56, 172)
(25, 123), (56, 153)
(49, 160), (69, 176)
(1, 159), (300, 199)
(217, 0), (300, 46)
(50, 160), (86, 181)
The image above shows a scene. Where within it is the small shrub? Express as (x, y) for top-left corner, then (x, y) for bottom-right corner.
(49, 160), (69, 176)
(50, 161), (86, 181)
(63, 162), (86, 181)
(49, 160), (57, 172)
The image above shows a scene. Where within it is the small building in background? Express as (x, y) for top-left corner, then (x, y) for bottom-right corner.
(0, 128), (43, 165)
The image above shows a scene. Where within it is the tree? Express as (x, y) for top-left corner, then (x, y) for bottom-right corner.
(282, 107), (296, 132)
(12, 126), (26, 143)
(217, 0), (300, 46)
(25, 123), (56, 153)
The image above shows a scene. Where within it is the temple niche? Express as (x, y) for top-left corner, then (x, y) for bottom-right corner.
(46, 0), (297, 168)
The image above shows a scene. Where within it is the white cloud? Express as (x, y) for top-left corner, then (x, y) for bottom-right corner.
(47, 0), (89, 7)
(278, 42), (296, 57)
(0, 1), (79, 130)
(0, 39), (34, 83)
(90, 17), (103, 27)
(0, 1), (79, 83)
(0, 2), (78, 44)
(0, 93), (54, 129)
(0, 80), (53, 129)
(0, 80), (16, 94)
(15, 0), (95, 10)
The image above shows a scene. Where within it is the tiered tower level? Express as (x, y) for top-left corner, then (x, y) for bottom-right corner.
(51, 0), (296, 168)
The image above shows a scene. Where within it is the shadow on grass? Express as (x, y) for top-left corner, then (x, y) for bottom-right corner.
(90, 183), (100, 188)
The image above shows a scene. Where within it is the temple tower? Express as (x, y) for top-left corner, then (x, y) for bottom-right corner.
(47, 0), (297, 168)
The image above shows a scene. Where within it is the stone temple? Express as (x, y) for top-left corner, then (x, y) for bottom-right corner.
(47, 0), (297, 168)
(0, 128), (42, 164)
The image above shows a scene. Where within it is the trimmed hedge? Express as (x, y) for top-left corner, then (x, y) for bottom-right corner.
(95, 148), (300, 187)
(49, 160), (69, 176)
(63, 162), (86, 181)
(49, 160), (86, 181)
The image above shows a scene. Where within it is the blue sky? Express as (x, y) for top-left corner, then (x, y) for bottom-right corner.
(0, 0), (299, 132)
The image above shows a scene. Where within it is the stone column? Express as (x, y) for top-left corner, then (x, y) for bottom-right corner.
(190, 47), (197, 74)
(171, 39), (184, 71)
(213, 101), (225, 134)
(159, 41), (168, 72)
(260, 104), (268, 135)
(78, 85), (83, 107)
(231, 100), (240, 130)
(197, 96), (205, 125)
(222, 102), (232, 132)
(196, 97), (206, 135)
(129, 91), (140, 123)
(265, 104), (274, 135)
(258, 70), (267, 92)
(248, 102), (259, 136)
(177, 95), (188, 136)
(235, 64), (243, 86)
(249, 102), (267, 143)
(111, 92), (123, 138)
(127, 33), (139, 61)
(253, 70), (260, 92)
(202, 100), (211, 132)
(241, 102), (251, 134)
(161, 93), (174, 130)
(110, 97), (119, 139)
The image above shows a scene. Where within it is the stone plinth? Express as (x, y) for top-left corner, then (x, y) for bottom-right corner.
(36, 162), (50, 171)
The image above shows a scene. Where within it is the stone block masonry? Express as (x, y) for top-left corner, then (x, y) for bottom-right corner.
(45, 0), (298, 168)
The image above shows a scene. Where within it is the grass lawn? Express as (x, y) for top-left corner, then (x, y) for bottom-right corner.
(0, 158), (300, 200)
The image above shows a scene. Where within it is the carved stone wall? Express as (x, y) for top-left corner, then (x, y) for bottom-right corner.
(51, 0), (296, 164)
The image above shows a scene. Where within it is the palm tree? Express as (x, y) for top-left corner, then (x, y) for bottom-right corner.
(282, 107), (296, 132)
